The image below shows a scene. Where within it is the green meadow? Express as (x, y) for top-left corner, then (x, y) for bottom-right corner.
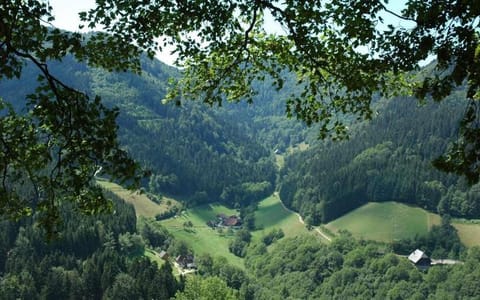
(159, 204), (244, 269)
(451, 221), (480, 247)
(97, 179), (181, 218)
(325, 201), (480, 246)
(252, 194), (310, 239)
(99, 179), (480, 249)
(159, 195), (312, 269)
(325, 202), (436, 242)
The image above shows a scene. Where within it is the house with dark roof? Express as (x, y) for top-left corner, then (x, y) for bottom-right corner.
(175, 254), (195, 269)
(209, 214), (242, 229)
(223, 215), (241, 227)
(408, 249), (431, 269)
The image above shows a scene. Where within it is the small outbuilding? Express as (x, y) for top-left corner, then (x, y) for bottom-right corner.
(408, 249), (431, 269)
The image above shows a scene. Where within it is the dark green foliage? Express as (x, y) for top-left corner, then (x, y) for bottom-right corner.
(154, 206), (180, 221)
(280, 94), (480, 224)
(168, 240), (193, 257)
(83, 58), (277, 206)
(236, 204), (256, 231)
(196, 255), (247, 290)
(174, 276), (239, 300)
(393, 216), (465, 259)
(140, 217), (172, 249)
(1, 55), (277, 210)
(87, 0), (480, 183)
(0, 195), (179, 299)
(118, 232), (145, 256)
(0, 2), (144, 236)
(229, 229), (252, 257)
(2, 0), (480, 236)
(221, 182), (274, 208)
(242, 234), (479, 299)
(261, 229), (285, 246)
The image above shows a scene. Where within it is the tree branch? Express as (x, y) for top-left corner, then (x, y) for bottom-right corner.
(12, 48), (83, 98)
(242, 5), (257, 52)
(379, 2), (416, 23)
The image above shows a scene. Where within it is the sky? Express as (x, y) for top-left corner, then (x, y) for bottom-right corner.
(48, 0), (411, 66)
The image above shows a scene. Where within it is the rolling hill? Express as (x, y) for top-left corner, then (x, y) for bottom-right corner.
(325, 201), (480, 246)
(0, 55), (279, 207)
(279, 91), (480, 224)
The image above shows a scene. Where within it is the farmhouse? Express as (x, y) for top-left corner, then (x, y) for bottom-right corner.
(175, 254), (196, 269)
(408, 249), (431, 269)
(223, 215), (241, 227)
(207, 214), (242, 228)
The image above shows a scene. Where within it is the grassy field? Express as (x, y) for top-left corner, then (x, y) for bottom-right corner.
(144, 248), (166, 267)
(325, 202), (433, 242)
(159, 196), (313, 269)
(159, 204), (245, 269)
(452, 221), (480, 247)
(98, 178), (480, 249)
(97, 179), (180, 218)
(325, 202), (480, 246)
(252, 194), (310, 239)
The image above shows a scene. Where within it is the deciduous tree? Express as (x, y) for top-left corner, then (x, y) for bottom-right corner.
(2, 0), (480, 234)
(85, 0), (479, 152)
(0, 0), (145, 237)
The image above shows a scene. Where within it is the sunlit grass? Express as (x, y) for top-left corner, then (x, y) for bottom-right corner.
(97, 179), (180, 218)
(326, 202), (430, 242)
(253, 194), (310, 239)
(159, 204), (244, 269)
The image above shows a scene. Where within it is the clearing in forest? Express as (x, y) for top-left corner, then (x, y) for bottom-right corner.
(451, 221), (480, 247)
(325, 202), (431, 242)
(159, 203), (244, 269)
(159, 195), (313, 269)
(253, 193), (310, 239)
(325, 201), (480, 246)
(97, 179), (180, 218)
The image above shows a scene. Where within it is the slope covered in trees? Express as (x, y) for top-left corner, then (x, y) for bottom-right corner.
(0, 193), (179, 299)
(279, 91), (480, 225)
(0, 56), (277, 208)
(241, 233), (480, 299)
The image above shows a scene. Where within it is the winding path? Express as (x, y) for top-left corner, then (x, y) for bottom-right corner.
(275, 192), (332, 242)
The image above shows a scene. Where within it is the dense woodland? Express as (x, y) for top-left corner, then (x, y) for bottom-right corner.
(280, 90), (480, 225)
(0, 56), (278, 208)
(175, 222), (475, 299)
(2, 0), (480, 298)
(2, 55), (480, 299)
(1, 195), (478, 299)
(8, 55), (479, 224)
(240, 233), (479, 299)
(0, 193), (179, 299)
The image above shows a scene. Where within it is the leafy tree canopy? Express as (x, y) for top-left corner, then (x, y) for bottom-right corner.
(1, 0), (479, 234)
(84, 0), (480, 180)
(0, 0), (146, 237)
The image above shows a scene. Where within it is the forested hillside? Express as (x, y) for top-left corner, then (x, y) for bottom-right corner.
(3, 51), (480, 300)
(241, 234), (480, 299)
(279, 91), (480, 225)
(219, 76), (318, 153)
(5, 54), (479, 222)
(0, 194), (179, 299)
(0, 56), (280, 207)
